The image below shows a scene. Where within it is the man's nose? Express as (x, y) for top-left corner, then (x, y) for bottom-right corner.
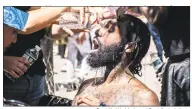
(95, 29), (100, 37)
(12, 34), (17, 43)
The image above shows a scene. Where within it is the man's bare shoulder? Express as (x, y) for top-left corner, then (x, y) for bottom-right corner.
(134, 88), (160, 106)
(128, 78), (160, 106)
(76, 77), (103, 95)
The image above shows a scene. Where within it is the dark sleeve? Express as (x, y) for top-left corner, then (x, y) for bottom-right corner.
(180, 69), (190, 105)
(13, 6), (31, 12)
(182, 76), (190, 105)
(173, 59), (190, 105)
(38, 95), (72, 106)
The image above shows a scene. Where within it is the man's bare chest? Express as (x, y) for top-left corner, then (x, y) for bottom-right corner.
(72, 83), (133, 105)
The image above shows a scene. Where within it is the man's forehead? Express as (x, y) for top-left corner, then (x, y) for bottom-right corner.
(100, 19), (117, 28)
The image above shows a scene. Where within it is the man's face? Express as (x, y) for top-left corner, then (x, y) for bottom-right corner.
(3, 25), (17, 50)
(87, 20), (125, 68)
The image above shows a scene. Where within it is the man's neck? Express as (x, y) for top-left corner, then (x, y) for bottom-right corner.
(104, 63), (134, 84)
(103, 65), (115, 81)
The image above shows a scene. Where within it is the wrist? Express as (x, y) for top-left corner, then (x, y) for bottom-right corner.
(61, 7), (71, 12)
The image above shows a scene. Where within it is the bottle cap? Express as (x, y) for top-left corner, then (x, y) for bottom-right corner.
(35, 45), (41, 51)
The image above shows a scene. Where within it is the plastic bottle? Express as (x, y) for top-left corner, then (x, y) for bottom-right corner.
(150, 53), (163, 70)
(4, 45), (41, 82)
(59, 12), (91, 30)
(22, 45), (41, 67)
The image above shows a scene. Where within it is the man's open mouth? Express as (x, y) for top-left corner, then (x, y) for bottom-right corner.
(92, 38), (99, 50)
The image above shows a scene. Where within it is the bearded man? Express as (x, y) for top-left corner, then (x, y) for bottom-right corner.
(71, 10), (160, 106)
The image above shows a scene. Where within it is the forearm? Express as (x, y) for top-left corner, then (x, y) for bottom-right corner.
(39, 95), (72, 106)
(19, 7), (71, 34)
(28, 6), (41, 11)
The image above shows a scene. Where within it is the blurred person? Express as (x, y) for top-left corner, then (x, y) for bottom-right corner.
(3, 6), (47, 106)
(139, 6), (190, 106)
(57, 37), (68, 58)
(3, 6), (86, 49)
(3, 6), (88, 106)
(67, 32), (91, 69)
(72, 12), (159, 106)
(3, 7), (29, 50)
(65, 32), (92, 86)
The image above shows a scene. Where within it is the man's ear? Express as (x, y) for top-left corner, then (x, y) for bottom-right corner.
(124, 43), (137, 53)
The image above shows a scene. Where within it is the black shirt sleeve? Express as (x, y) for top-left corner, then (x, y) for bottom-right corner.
(13, 6), (31, 12)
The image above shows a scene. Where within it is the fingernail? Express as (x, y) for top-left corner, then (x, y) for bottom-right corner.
(70, 33), (74, 36)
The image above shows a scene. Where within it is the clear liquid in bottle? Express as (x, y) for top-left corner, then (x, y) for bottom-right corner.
(4, 45), (41, 82)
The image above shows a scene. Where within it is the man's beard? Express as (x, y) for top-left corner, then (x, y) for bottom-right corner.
(87, 41), (125, 68)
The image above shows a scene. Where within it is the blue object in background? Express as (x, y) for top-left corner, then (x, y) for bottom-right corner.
(147, 22), (164, 61)
(3, 6), (29, 31)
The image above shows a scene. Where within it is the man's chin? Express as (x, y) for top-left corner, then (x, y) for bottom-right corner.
(87, 42), (124, 68)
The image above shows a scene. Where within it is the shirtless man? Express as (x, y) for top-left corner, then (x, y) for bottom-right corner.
(72, 12), (160, 106)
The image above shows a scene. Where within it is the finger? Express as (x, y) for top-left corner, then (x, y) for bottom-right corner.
(14, 66), (24, 76)
(70, 29), (89, 33)
(8, 71), (20, 78)
(85, 96), (99, 102)
(79, 103), (88, 106)
(62, 27), (74, 36)
(78, 32), (86, 41)
(18, 57), (30, 66)
(78, 97), (93, 106)
(80, 7), (85, 24)
(79, 32), (86, 36)
(16, 62), (28, 73)
(76, 96), (81, 101)
(84, 29), (90, 32)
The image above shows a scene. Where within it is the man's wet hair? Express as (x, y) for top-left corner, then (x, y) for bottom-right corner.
(117, 14), (150, 76)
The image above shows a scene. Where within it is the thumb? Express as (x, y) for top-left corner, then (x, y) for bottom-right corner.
(80, 7), (85, 24)
(78, 32), (86, 38)
(62, 27), (74, 36)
